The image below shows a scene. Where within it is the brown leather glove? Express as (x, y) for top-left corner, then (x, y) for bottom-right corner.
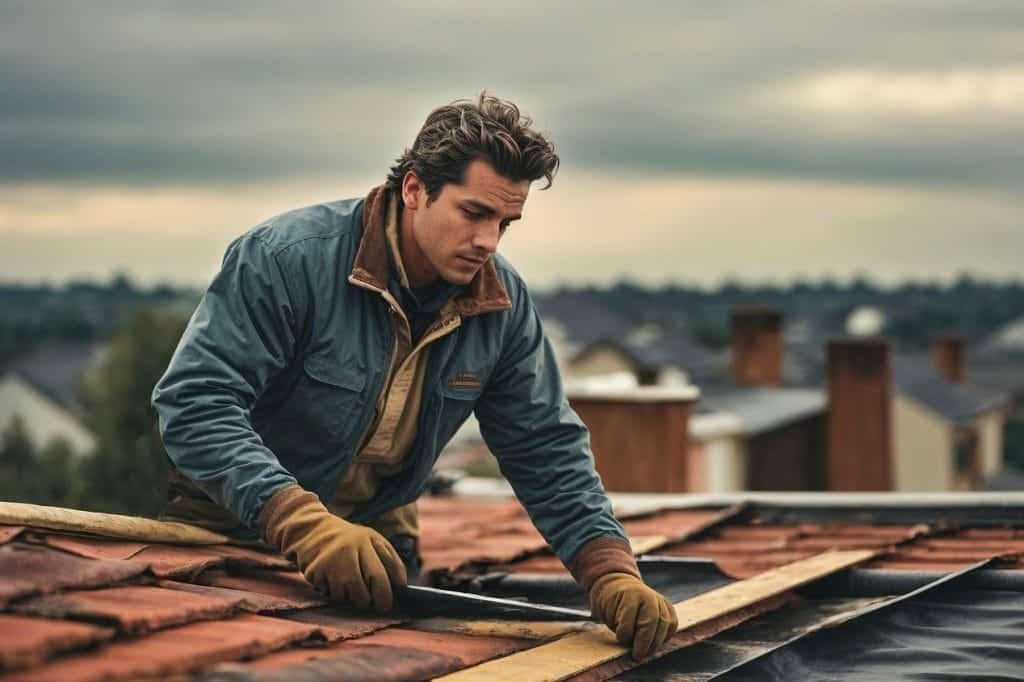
(571, 537), (678, 659)
(589, 572), (678, 659)
(259, 484), (407, 612)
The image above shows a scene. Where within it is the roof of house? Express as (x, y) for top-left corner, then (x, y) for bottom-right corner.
(3, 490), (1024, 680)
(780, 345), (1012, 423)
(535, 292), (718, 379)
(697, 386), (827, 437)
(892, 354), (1010, 424)
(968, 349), (1024, 400)
(0, 342), (104, 413)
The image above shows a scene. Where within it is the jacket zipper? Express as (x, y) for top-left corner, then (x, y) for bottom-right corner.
(346, 276), (462, 459)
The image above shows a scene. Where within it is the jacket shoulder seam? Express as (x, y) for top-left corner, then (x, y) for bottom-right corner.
(252, 227), (353, 259)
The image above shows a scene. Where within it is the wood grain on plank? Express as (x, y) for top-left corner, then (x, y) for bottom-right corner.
(437, 549), (876, 682)
(0, 502), (228, 545)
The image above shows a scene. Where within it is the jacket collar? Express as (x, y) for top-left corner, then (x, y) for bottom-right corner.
(349, 185), (512, 318)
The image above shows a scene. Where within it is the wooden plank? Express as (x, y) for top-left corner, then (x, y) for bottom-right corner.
(627, 535), (669, 555)
(0, 502), (228, 545)
(437, 549), (876, 682)
(410, 617), (595, 641)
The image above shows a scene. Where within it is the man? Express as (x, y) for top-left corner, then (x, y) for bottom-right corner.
(152, 93), (678, 658)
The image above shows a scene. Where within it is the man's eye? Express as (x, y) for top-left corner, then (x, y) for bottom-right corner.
(462, 209), (484, 220)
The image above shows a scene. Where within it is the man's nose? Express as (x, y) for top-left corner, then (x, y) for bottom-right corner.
(472, 222), (501, 253)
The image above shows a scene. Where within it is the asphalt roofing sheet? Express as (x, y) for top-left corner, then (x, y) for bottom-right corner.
(698, 386), (827, 436)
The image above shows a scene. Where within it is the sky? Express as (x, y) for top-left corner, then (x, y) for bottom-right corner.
(2, 1), (1022, 289)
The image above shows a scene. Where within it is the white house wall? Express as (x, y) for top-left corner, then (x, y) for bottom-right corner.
(975, 411), (1005, 478)
(702, 435), (747, 493)
(0, 376), (96, 454)
(892, 392), (952, 491)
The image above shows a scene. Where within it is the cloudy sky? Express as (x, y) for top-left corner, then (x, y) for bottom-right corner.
(2, 1), (1022, 289)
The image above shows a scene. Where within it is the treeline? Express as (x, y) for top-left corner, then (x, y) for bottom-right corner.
(0, 275), (199, 364)
(572, 274), (1024, 351)
(4, 273), (1024, 359)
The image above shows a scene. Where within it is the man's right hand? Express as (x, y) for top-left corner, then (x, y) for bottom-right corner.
(259, 485), (407, 612)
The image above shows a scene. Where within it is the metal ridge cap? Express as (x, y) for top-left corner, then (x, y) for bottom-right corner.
(447, 478), (1024, 510)
(566, 384), (701, 403)
(606, 490), (1024, 513)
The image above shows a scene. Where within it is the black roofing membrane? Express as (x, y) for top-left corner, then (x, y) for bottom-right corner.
(723, 587), (1024, 681)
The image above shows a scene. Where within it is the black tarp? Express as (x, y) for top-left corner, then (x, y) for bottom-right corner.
(721, 586), (1024, 681)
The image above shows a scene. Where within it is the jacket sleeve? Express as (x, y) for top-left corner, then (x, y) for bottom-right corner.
(151, 234), (302, 529)
(474, 277), (629, 567)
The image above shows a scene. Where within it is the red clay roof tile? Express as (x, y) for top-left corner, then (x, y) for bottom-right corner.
(620, 509), (726, 537)
(3, 614), (327, 682)
(0, 526), (25, 545)
(205, 643), (462, 682)
(156, 578), (317, 614)
(240, 625), (536, 679)
(272, 606), (403, 641)
(126, 542), (288, 580)
(0, 543), (148, 607)
(14, 584), (241, 635)
(195, 570), (327, 609)
(34, 534), (149, 561)
(0, 614), (112, 673)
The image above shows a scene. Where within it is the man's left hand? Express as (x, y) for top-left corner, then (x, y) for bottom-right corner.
(589, 572), (678, 659)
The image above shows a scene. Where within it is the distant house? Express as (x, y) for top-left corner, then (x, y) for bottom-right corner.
(691, 386), (828, 493)
(535, 292), (718, 386)
(0, 342), (103, 454)
(784, 339), (1010, 492)
(891, 355), (1009, 491)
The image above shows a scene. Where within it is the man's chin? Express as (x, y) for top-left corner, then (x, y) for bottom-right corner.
(441, 263), (481, 286)
(442, 271), (476, 286)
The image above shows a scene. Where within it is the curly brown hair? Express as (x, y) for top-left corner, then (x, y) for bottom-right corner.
(385, 92), (559, 203)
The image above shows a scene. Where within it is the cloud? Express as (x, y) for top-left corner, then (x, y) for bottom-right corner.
(792, 68), (1024, 114)
(2, 172), (1020, 288)
(2, 2), (1023, 187)
(2, 2), (1022, 286)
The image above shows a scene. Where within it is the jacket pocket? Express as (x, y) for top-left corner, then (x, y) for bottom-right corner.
(263, 354), (369, 468)
(303, 355), (366, 392)
(437, 380), (485, 448)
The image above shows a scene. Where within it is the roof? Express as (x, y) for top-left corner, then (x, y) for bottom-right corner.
(892, 354), (1010, 423)
(535, 292), (718, 379)
(780, 346), (1012, 423)
(3, 490), (1024, 680)
(980, 316), (1024, 353)
(0, 342), (105, 413)
(697, 386), (827, 437)
(968, 349), (1024, 399)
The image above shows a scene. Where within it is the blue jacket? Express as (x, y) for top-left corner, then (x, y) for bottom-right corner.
(152, 187), (627, 565)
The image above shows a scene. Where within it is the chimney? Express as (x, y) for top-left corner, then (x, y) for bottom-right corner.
(731, 306), (783, 386)
(826, 339), (892, 491)
(569, 386), (699, 493)
(932, 335), (966, 383)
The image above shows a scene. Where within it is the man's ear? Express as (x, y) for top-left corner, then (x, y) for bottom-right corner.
(401, 171), (424, 210)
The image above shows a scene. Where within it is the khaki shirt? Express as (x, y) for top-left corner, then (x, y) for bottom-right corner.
(328, 194), (461, 538)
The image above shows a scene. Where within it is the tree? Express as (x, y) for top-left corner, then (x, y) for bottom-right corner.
(77, 309), (187, 516)
(0, 419), (78, 506)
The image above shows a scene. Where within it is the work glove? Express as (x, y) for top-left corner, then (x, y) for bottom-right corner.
(259, 484), (407, 612)
(588, 572), (679, 659)
(570, 537), (678, 659)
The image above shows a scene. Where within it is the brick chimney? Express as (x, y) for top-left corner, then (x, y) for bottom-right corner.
(731, 306), (783, 386)
(932, 335), (966, 383)
(826, 339), (892, 491)
(569, 386), (699, 493)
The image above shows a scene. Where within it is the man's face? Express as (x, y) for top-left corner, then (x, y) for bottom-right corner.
(402, 159), (530, 286)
